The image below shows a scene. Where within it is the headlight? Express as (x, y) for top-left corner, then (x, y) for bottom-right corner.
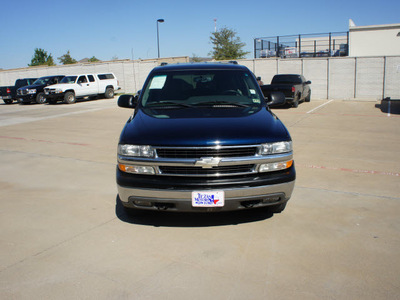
(118, 144), (155, 158)
(27, 89), (36, 94)
(260, 141), (292, 155)
(55, 88), (63, 94)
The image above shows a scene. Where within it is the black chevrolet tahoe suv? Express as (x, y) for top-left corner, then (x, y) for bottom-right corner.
(17, 75), (65, 104)
(117, 62), (295, 214)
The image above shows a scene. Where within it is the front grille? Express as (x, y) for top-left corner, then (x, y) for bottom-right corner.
(156, 146), (258, 158)
(17, 90), (28, 95)
(45, 89), (56, 94)
(159, 164), (255, 176)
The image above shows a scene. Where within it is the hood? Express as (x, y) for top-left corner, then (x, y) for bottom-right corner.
(19, 83), (46, 90)
(119, 107), (290, 147)
(45, 83), (71, 90)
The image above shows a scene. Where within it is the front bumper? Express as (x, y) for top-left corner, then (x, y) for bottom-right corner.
(17, 94), (36, 103)
(45, 93), (65, 101)
(117, 166), (296, 212)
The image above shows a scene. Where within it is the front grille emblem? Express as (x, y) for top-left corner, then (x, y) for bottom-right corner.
(194, 157), (221, 169)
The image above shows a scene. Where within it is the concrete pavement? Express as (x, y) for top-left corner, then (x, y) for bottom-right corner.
(0, 98), (399, 299)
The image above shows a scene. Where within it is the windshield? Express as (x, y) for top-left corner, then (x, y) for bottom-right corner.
(60, 76), (77, 84)
(271, 75), (302, 84)
(33, 77), (52, 85)
(140, 70), (264, 108)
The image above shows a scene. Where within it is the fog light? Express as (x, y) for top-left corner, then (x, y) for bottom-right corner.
(262, 196), (281, 203)
(259, 160), (293, 172)
(133, 200), (153, 207)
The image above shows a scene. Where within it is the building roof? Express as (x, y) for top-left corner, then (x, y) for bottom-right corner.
(349, 23), (400, 32)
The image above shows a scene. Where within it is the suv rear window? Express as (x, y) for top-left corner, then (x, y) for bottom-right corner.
(97, 74), (115, 80)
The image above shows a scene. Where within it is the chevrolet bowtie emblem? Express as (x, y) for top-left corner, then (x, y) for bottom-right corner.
(194, 157), (221, 168)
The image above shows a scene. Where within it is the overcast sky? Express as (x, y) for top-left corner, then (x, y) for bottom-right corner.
(0, 0), (399, 70)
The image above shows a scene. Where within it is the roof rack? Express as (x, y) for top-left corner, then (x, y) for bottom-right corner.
(160, 62), (168, 66)
(228, 61), (238, 64)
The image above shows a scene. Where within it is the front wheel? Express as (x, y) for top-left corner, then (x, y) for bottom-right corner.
(305, 92), (311, 102)
(36, 92), (46, 104)
(104, 87), (114, 99)
(4, 99), (13, 104)
(64, 91), (76, 104)
(292, 99), (299, 108)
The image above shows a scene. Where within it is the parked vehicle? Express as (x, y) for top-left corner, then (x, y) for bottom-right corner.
(44, 73), (120, 104)
(116, 62), (295, 214)
(261, 74), (311, 107)
(0, 78), (37, 104)
(17, 75), (65, 104)
(282, 47), (299, 58)
(260, 49), (276, 58)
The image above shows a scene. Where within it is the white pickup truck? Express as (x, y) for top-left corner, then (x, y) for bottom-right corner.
(44, 73), (120, 104)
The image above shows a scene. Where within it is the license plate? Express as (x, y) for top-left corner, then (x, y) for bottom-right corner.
(192, 191), (224, 207)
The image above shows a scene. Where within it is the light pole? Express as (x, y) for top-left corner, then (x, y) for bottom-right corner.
(157, 19), (164, 58)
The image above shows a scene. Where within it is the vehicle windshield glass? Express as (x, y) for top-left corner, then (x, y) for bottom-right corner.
(271, 75), (302, 84)
(60, 76), (77, 84)
(140, 69), (264, 108)
(33, 77), (52, 85)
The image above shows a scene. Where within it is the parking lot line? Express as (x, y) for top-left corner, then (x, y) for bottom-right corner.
(298, 163), (400, 177)
(0, 135), (91, 147)
(306, 100), (334, 114)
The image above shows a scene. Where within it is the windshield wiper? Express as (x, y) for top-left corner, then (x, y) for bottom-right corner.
(194, 101), (251, 108)
(145, 101), (194, 109)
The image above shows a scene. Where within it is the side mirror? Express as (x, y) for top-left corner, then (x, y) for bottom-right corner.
(305, 80), (311, 85)
(256, 77), (261, 81)
(118, 94), (136, 108)
(266, 91), (286, 107)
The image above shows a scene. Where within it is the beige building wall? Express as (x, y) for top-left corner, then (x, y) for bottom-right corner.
(349, 23), (400, 57)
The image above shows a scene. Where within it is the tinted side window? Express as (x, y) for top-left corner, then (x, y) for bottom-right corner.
(88, 75), (95, 82)
(97, 73), (115, 80)
(78, 76), (87, 83)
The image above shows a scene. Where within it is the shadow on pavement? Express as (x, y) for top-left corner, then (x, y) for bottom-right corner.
(375, 98), (400, 114)
(115, 196), (274, 227)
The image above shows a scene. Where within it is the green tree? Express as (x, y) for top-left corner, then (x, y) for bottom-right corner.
(58, 50), (77, 65)
(28, 48), (55, 66)
(88, 56), (100, 62)
(191, 54), (203, 62)
(209, 27), (249, 60)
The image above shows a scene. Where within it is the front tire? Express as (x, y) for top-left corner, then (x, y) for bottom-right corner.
(104, 87), (114, 99)
(292, 99), (299, 108)
(305, 92), (311, 102)
(36, 92), (46, 104)
(64, 92), (76, 104)
(4, 99), (12, 104)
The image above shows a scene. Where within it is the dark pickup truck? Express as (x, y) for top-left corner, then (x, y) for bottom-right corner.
(0, 78), (38, 104)
(116, 62), (295, 215)
(17, 75), (65, 104)
(261, 74), (311, 108)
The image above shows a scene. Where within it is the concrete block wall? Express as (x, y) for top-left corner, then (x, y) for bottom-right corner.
(328, 58), (356, 99)
(384, 57), (400, 99)
(1, 55), (399, 100)
(303, 59), (328, 99)
(0, 56), (189, 95)
(247, 56), (400, 100)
